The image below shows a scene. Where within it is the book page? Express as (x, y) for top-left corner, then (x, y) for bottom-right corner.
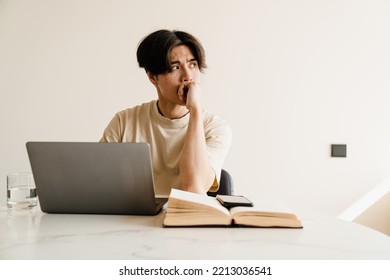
(230, 200), (297, 218)
(169, 189), (230, 216)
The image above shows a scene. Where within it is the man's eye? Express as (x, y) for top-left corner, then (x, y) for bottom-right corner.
(189, 62), (198, 68)
(172, 65), (179, 70)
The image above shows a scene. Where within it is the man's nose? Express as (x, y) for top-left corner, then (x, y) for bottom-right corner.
(182, 67), (193, 82)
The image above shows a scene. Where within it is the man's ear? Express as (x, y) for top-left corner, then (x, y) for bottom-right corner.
(147, 72), (158, 86)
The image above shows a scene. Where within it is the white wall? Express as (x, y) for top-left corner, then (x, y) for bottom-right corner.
(1, 0), (390, 216)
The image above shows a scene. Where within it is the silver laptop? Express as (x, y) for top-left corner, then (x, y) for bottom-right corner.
(26, 142), (167, 215)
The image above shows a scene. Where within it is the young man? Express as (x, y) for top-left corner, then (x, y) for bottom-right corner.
(100, 29), (231, 195)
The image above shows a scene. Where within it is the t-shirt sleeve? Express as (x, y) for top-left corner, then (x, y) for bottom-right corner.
(100, 113), (123, 143)
(204, 115), (232, 192)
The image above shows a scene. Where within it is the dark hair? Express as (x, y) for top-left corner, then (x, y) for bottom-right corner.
(136, 29), (206, 76)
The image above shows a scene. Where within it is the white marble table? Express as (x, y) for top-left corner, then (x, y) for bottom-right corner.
(1, 207), (389, 260)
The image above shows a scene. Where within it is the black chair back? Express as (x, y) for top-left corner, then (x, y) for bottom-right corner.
(207, 169), (233, 196)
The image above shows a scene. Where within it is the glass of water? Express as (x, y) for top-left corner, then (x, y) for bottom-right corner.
(7, 172), (37, 211)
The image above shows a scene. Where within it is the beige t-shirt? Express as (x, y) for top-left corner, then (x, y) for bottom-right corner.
(100, 100), (232, 195)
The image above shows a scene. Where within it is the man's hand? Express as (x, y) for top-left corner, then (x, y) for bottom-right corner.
(178, 81), (202, 112)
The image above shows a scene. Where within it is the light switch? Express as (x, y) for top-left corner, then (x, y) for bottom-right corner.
(331, 144), (347, 157)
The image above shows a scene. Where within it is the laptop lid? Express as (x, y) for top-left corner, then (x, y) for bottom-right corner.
(26, 142), (166, 215)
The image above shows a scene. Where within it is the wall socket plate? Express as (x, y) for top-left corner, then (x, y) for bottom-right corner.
(331, 144), (347, 157)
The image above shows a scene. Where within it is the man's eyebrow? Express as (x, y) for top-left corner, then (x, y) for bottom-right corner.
(170, 58), (197, 64)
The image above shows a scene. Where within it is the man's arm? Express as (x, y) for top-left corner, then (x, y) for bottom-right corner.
(179, 82), (216, 194)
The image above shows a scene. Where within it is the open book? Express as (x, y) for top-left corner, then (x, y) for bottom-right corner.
(163, 189), (303, 228)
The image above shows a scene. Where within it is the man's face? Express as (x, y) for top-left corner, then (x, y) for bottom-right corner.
(153, 45), (201, 106)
